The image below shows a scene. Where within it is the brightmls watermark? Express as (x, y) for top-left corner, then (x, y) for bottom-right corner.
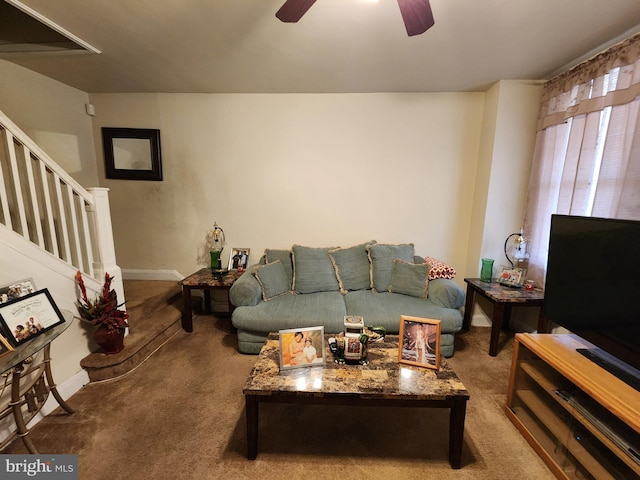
(1, 455), (78, 479)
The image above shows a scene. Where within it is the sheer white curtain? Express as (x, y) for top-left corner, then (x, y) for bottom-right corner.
(524, 34), (640, 285)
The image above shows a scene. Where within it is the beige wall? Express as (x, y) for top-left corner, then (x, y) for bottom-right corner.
(469, 80), (543, 327)
(89, 92), (487, 282)
(0, 60), (99, 187)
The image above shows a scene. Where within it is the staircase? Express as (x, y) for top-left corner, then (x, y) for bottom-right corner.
(80, 280), (184, 382)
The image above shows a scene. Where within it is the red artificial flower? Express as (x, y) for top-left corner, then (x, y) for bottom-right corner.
(75, 271), (128, 332)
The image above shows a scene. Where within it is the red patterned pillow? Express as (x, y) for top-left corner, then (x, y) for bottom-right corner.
(424, 256), (456, 280)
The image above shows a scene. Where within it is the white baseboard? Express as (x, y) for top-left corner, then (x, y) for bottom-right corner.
(470, 313), (491, 327)
(122, 269), (184, 281)
(470, 312), (542, 331)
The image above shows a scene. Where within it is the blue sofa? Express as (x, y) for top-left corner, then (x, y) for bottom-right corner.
(229, 242), (465, 356)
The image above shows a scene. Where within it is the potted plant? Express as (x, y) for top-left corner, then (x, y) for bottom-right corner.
(75, 271), (129, 354)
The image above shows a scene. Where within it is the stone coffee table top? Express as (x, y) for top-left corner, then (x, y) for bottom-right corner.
(243, 333), (469, 401)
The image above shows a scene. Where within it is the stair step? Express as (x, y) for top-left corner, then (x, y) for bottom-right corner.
(80, 279), (184, 382)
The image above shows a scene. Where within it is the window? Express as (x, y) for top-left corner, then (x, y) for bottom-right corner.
(523, 35), (640, 285)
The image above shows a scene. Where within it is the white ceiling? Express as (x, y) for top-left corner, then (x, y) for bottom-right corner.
(3, 0), (640, 94)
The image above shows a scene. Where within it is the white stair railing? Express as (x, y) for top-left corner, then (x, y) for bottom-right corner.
(0, 108), (116, 284)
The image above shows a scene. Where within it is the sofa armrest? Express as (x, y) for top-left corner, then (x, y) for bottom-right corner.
(229, 266), (262, 307)
(428, 278), (465, 309)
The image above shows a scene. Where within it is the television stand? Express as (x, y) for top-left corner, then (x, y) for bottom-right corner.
(506, 334), (640, 479)
(577, 348), (640, 392)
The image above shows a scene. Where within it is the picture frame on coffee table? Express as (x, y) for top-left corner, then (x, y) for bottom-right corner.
(279, 326), (325, 370)
(398, 316), (441, 370)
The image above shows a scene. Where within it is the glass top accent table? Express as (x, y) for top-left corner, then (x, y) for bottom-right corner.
(243, 333), (470, 468)
(0, 310), (75, 453)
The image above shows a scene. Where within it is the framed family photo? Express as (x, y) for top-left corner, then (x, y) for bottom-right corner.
(398, 316), (441, 370)
(279, 326), (325, 370)
(0, 278), (37, 304)
(228, 248), (251, 270)
(0, 289), (66, 347)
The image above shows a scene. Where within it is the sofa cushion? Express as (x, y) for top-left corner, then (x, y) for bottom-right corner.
(292, 245), (340, 294)
(343, 290), (463, 334)
(264, 249), (293, 285)
(367, 243), (415, 292)
(253, 260), (291, 301)
(424, 256), (456, 280)
(329, 241), (375, 294)
(388, 259), (430, 299)
(232, 291), (347, 333)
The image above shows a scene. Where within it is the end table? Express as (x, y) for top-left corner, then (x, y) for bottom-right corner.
(180, 268), (243, 332)
(0, 311), (75, 453)
(462, 278), (546, 356)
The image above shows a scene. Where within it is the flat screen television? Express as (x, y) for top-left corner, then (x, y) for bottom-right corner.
(543, 214), (640, 389)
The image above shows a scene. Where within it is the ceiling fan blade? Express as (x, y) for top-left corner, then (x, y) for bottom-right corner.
(397, 0), (435, 36)
(276, 0), (318, 23)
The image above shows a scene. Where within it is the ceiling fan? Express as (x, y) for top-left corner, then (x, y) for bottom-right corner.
(275, 0), (435, 37)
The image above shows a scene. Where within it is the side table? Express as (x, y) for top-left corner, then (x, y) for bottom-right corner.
(180, 268), (243, 332)
(462, 278), (545, 356)
(0, 311), (75, 453)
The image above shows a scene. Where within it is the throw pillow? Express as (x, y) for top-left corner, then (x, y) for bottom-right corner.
(264, 249), (294, 285)
(292, 245), (340, 294)
(328, 241), (376, 294)
(367, 243), (415, 292)
(424, 256), (456, 280)
(253, 260), (291, 301)
(388, 259), (430, 299)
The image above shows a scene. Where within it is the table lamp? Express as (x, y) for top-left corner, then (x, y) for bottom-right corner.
(206, 222), (226, 273)
(504, 228), (529, 269)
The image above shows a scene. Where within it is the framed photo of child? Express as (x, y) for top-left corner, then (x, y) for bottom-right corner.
(398, 316), (441, 370)
(279, 326), (325, 370)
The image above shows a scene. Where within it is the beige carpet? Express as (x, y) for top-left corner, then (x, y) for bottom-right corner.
(3, 318), (555, 480)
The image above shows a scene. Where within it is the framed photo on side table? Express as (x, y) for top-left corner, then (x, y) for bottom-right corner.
(499, 267), (526, 287)
(228, 248), (251, 270)
(279, 326), (325, 370)
(398, 316), (441, 370)
(0, 278), (37, 304)
(0, 289), (66, 347)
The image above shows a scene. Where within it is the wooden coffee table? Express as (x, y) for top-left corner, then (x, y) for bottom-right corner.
(243, 333), (470, 468)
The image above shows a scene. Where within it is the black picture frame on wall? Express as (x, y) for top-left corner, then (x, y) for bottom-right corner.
(102, 127), (162, 181)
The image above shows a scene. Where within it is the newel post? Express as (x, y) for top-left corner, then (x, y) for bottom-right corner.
(86, 187), (125, 310)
